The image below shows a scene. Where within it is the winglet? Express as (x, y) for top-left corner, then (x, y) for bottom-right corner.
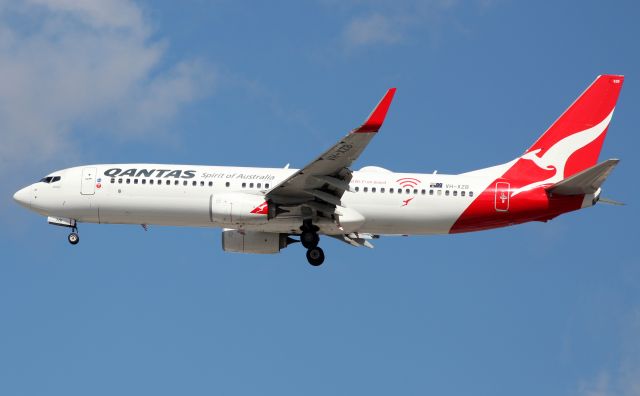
(353, 88), (396, 133)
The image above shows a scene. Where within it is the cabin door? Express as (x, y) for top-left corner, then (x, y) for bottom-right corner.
(81, 167), (97, 195)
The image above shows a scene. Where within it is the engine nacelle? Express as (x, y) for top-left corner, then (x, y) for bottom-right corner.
(222, 229), (291, 254)
(210, 193), (269, 225)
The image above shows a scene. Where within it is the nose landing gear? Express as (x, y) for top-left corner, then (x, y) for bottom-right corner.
(47, 216), (80, 245)
(67, 231), (79, 245)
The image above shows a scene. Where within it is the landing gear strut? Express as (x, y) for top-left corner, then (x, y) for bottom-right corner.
(301, 220), (324, 266)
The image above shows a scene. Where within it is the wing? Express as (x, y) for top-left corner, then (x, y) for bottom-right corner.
(266, 88), (396, 220)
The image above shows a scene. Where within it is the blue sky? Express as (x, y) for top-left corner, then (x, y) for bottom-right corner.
(1, 1), (639, 395)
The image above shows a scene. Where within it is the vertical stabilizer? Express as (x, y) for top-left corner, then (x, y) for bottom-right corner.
(508, 75), (624, 196)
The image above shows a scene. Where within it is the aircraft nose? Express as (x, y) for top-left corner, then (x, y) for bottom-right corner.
(13, 186), (32, 209)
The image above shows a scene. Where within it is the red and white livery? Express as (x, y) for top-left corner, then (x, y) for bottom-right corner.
(14, 75), (625, 265)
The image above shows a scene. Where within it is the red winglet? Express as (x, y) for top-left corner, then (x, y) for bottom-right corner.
(353, 88), (396, 133)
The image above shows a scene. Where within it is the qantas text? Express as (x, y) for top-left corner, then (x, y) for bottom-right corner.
(104, 168), (197, 179)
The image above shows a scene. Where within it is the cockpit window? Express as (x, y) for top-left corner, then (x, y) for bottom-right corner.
(39, 176), (61, 183)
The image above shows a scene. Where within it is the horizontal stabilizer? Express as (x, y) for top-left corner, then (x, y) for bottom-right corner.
(547, 159), (619, 195)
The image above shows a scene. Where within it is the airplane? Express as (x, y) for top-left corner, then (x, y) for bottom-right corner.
(13, 75), (624, 266)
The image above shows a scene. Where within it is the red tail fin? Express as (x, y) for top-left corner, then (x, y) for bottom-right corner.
(524, 75), (624, 178)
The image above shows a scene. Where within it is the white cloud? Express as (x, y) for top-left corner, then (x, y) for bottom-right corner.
(578, 372), (613, 396)
(343, 13), (404, 48)
(576, 308), (640, 396)
(336, 0), (475, 50)
(0, 0), (214, 172)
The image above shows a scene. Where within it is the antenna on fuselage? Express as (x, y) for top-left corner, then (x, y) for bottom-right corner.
(284, 163), (290, 169)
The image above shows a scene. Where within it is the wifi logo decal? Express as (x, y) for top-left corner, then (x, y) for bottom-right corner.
(396, 177), (421, 189)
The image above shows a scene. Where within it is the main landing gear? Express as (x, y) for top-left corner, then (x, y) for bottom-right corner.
(306, 247), (325, 266)
(301, 220), (324, 266)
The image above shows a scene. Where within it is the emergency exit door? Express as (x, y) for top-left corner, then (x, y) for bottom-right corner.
(81, 167), (97, 195)
(494, 182), (510, 212)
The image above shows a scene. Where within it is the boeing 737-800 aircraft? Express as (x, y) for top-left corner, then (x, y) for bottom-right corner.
(14, 75), (624, 266)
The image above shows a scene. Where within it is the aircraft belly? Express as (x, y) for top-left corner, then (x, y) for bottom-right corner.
(351, 199), (470, 235)
(98, 195), (209, 226)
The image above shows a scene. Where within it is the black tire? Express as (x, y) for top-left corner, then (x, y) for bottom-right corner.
(306, 247), (325, 266)
(300, 231), (319, 249)
(68, 232), (79, 245)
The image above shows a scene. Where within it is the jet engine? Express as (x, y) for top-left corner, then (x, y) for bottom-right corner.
(222, 229), (296, 254)
(210, 193), (270, 225)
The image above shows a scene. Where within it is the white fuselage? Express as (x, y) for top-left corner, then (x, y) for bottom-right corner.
(15, 163), (507, 236)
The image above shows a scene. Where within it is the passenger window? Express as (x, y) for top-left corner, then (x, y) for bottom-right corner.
(208, 181), (213, 187)
(134, 179), (138, 184)
(183, 180), (188, 186)
(149, 179), (153, 185)
(142, 179), (146, 184)
(364, 187), (368, 193)
(389, 188), (394, 194)
(158, 179), (162, 185)
(381, 188), (385, 193)
(406, 189), (410, 194)
(265, 183), (270, 188)
(242, 182), (246, 188)
(174, 180), (179, 185)
(192, 181), (197, 186)
(397, 189), (401, 194)
(437, 190), (442, 196)
(225, 182), (230, 187)
(414, 189), (418, 194)
(461, 191), (465, 196)
(111, 178), (115, 184)
(445, 190), (450, 196)
(372, 187), (376, 193)
(453, 190), (457, 196)
(429, 189), (433, 195)
(469, 191), (474, 197)
(257, 183), (261, 188)
(126, 179), (130, 184)
(200, 181), (205, 186)
(355, 187), (359, 192)
(250, 183), (254, 188)
(165, 180), (170, 185)
(421, 189), (426, 195)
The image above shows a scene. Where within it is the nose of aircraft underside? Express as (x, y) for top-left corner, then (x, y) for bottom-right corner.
(13, 186), (32, 209)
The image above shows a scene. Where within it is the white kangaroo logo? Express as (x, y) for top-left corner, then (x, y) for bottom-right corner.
(510, 110), (613, 197)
